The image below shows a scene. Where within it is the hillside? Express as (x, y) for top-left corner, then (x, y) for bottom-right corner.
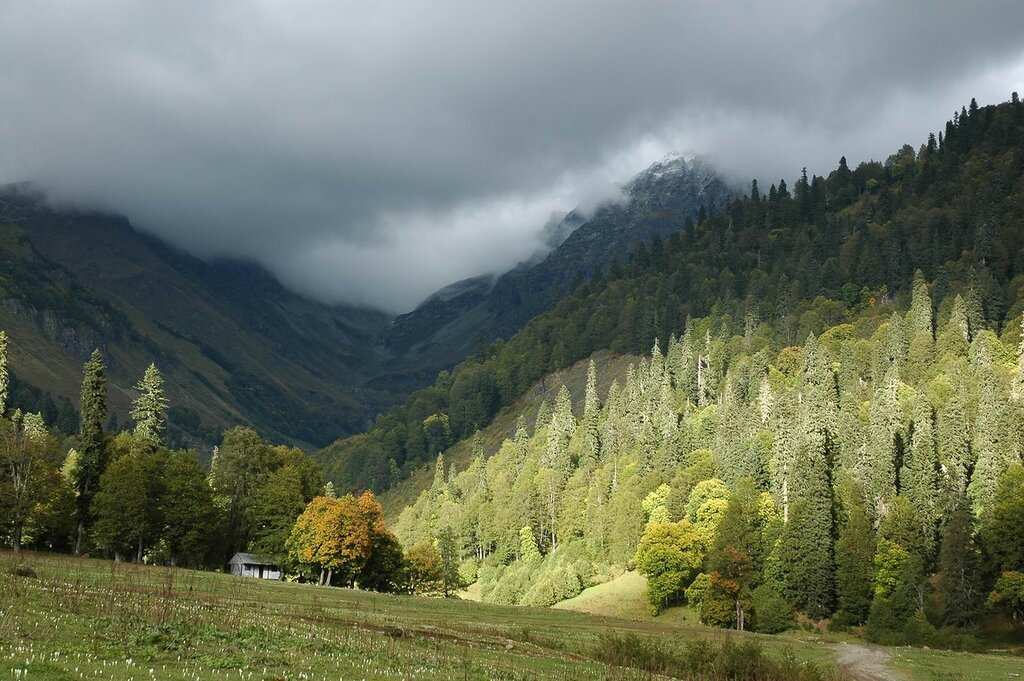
(380, 156), (732, 388)
(350, 96), (1024, 646)
(321, 97), (1024, 496)
(0, 185), (391, 448)
(376, 349), (637, 517)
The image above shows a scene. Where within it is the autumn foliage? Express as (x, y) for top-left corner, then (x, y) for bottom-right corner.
(287, 491), (393, 586)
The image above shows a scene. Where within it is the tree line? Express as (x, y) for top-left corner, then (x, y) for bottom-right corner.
(0, 338), (463, 595)
(394, 274), (1024, 642)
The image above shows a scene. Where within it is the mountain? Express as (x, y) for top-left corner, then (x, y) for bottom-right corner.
(0, 155), (731, 451)
(319, 95), (1024, 499)
(0, 184), (391, 448)
(378, 96), (1024, 632)
(380, 156), (732, 387)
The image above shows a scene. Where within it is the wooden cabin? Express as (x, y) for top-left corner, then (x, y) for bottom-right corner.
(228, 552), (282, 580)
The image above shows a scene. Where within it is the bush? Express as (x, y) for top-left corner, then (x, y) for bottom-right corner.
(593, 633), (835, 681)
(487, 561), (535, 605)
(521, 564), (582, 606)
(458, 558), (478, 586)
(752, 585), (793, 634)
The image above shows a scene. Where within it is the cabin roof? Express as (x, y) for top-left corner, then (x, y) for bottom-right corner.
(229, 552), (277, 566)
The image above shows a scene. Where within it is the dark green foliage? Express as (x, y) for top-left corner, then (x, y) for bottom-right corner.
(982, 463), (1024, 573)
(157, 450), (218, 567)
(356, 529), (407, 593)
(834, 482), (876, 628)
(75, 349), (107, 554)
(936, 503), (984, 627)
(437, 525), (465, 597)
(91, 447), (161, 561)
(245, 466), (308, 565)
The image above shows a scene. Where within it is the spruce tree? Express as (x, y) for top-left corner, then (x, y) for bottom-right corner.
(834, 480), (876, 627)
(0, 330), (8, 416)
(863, 364), (900, 513)
(968, 346), (1011, 516)
(902, 395), (938, 559)
(936, 502), (984, 627)
(131, 364), (168, 447)
(581, 360), (601, 466)
(906, 271), (934, 382)
(935, 295), (970, 359)
(983, 463), (1024, 573)
(781, 335), (836, 619)
(75, 349), (108, 555)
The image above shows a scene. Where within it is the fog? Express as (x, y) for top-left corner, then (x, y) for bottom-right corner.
(1, 1), (1022, 312)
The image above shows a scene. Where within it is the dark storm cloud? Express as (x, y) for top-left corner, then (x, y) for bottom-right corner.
(1, 1), (1022, 311)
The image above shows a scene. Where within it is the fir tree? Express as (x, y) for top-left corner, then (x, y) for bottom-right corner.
(75, 349), (107, 555)
(834, 480), (876, 627)
(983, 463), (1024, 573)
(936, 502), (984, 627)
(581, 360), (601, 466)
(781, 335), (836, 619)
(0, 330), (8, 416)
(863, 364), (901, 512)
(130, 364), (168, 448)
(902, 395), (938, 559)
(968, 346), (1011, 516)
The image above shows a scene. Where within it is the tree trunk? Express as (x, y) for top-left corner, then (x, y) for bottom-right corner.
(12, 522), (22, 552)
(137, 535), (144, 563)
(736, 600), (745, 632)
(75, 521), (84, 555)
(326, 568), (333, 586)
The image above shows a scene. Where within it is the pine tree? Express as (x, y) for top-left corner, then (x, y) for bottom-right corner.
(437, 525), (465, 597)
(936, 502), (984, 627)
(581, 360), (601, 466)
(430, 454), (446, 500)
(937, 371), (972, 511)
(75, 349), (107, 554)
(968, 346), (1011, 516)
(131, 364), (168, 448)
(983, 463), (1024, 573)
(707, 478), (762, 630)
(902, 395), (938, 559)
(906, 271), (934, 382)
(1012, 317), (1024, 400)
(936, 295), (970, 358)
(834, 480), (876, 627)
(781, 335), (836, 619)
(0, 330), (8, 416)
(863, 364), (901, 512)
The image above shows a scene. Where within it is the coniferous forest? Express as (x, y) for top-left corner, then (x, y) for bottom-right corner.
(384, 97), (1024, 643)
(3, 96), (1024, 654)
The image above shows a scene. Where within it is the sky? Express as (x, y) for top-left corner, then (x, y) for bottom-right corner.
(1, 1), (1023, 313)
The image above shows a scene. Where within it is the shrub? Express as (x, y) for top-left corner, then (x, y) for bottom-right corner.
(752, 585), (793, 634)
(521, 564), (582, 606)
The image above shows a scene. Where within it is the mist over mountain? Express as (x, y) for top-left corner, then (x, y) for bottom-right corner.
(2, 2), (1022, 312)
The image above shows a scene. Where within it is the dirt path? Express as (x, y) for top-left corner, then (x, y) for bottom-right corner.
(834, 641), (907, 681)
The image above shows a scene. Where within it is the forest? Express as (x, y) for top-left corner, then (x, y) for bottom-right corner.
(0, 342), (456, 595)
(381, 96), (1024, 645)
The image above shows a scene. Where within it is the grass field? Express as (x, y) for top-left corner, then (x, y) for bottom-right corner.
(2, 552), (1021, 680)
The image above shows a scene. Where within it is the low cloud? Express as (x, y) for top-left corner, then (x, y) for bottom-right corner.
(1, 1), (1022, 312)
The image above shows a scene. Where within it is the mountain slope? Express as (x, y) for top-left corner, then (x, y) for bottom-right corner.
(319, 95), (1024, 496)
(0, 185), (391, 447)
(381, 156), (732, 387)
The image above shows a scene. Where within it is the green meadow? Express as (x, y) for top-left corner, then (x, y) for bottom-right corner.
(3, 552), (1021, 680)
